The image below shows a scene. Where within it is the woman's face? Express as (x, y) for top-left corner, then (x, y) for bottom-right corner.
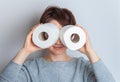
(47, 20), (67, 55)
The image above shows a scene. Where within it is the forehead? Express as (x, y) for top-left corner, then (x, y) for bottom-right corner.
(49, 20), (62, 29)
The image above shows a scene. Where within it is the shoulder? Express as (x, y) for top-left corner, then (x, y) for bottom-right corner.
(74, 57), (92, 70)
(23, 57), (43, 69)
(75, 57), (90, 65)
(75, 57), (104, 71)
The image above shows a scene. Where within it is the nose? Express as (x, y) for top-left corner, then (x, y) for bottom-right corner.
(55, 39), (62, 45)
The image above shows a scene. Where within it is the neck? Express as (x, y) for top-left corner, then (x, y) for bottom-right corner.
(43, 52), (72, 62)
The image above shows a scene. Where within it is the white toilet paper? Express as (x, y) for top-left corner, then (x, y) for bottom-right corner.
(32, 23), (59, 48)
(60, 25), (86, 50)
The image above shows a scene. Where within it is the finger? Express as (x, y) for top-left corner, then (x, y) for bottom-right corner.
(28, 23), (44, 39)
(29, 23), (43, 32)
(29, 24), (42, 35)
(75, 24), (91, 43)
(76, 24), (89, 35)
(75, 24), (84, 28)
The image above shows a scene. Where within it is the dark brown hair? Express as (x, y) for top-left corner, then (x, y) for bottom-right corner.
(40, 6), (76, 26)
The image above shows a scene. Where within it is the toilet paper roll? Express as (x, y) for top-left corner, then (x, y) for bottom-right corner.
(60, 25), (86, 50)
(32, 23), (59, 48)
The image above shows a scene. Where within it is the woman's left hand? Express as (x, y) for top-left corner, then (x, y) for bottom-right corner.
(76, 24), (93, 55)
(76, 24), (100, 63)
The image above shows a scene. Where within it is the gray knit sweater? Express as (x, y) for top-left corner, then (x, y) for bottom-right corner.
(0, 57), (115, 82)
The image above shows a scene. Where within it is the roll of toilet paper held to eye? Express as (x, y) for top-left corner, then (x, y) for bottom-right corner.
(60, 25), (86, 50)
(32, 23), (59, 48)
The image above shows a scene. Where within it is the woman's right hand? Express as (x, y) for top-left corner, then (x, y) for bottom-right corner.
(13, 24), (43, 65)
(22, 24), (43, 55)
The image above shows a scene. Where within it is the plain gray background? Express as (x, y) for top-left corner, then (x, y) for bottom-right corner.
(0, 0), (119, 81)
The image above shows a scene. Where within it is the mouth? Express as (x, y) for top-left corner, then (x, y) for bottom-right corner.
(53, 45), (65, 50)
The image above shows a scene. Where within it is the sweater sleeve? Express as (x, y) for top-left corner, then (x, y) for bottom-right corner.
(0, 61), (31, 82)
(86, 59), (115, 82)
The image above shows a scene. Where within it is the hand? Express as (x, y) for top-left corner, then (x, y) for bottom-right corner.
(22, 24), (43, 55)
(76, 24), (94, 56)
(13, 24), (44, 64)
(76, 24), (100, 63)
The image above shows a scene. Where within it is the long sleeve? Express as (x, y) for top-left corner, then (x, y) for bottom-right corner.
(92, 60), (115, 82)
(0, 61), (31, 82)
(85, 59), (115, 82)
(0, 57), (115, 82)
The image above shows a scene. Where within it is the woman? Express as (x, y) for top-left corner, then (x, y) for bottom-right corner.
(0, 6), (115, 82)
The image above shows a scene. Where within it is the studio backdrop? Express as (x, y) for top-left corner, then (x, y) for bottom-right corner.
(0, 0), (119, 81)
